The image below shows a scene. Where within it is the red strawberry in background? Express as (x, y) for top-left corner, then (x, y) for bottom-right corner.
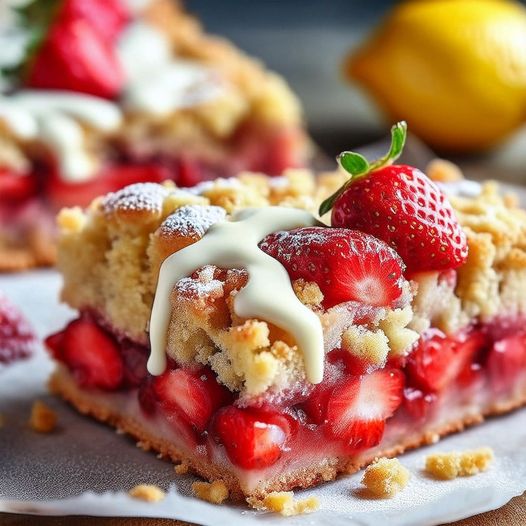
(260, 227), (405, 309)
(320, 122), (468, 273)
(0, 168), (38, 203)
(46, 163), (171, 209)
(60, 0), (129, 43)
(0, 292), (38, 365)
(27, 16), (124, 99)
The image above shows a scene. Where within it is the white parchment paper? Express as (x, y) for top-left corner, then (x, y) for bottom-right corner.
(1, 267), (526, 526)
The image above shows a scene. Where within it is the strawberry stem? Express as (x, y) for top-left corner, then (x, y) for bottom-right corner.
(318, 121), (407, 217)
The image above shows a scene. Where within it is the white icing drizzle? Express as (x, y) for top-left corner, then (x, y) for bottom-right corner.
(117, 22), (223, 115)
(148, 207), (325, 384)
(0, 91), (122, 182)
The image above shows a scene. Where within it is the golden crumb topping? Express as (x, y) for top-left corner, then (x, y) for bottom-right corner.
(425, 447), (494, 480)
(29, 401), (57, 433)
(192, 480), (229, 504)
(174, 462), (189, 475)
(362, 457), (410, 498)
(247, 491), (320, 516)
(128, 484), (166, 502)
(452, 183), (526, 322)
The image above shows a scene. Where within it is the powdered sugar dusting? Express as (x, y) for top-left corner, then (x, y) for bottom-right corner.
(159, 205), (226, 240)
(102, 183), (168, 215)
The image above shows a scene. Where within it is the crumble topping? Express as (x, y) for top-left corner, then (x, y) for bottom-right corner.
(452, 183), (526, 322)
(128, 484), (166, 502)
(425, 447), (494, 480)
(57, 175), (526, 396)
(174, 462), (189, 475)
(247, 491), (320, 516)
(362, 457), (410, 498)
(191, 480), (229, 504)
(426, 159), (464, 183)
(29, 401), (57, 433)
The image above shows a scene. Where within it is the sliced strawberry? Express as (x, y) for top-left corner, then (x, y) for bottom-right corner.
(263, 127), (304, 175)
(153, 367), (231, 433)
(28, 17), (124, 99)
(0, 168), (38, 203)
(213, 406), (292, 469)
(402, 387), (437, 422)
(406, 329), (485, 393)
(260, 227), (405, 309)
(60, 0), (129, 42)
(328, 348), (376, 376)
(325, 369), (404, 450)
(487, 333), (526, 393)
(47, 317), (124, 390)
(0, 293), (38, 365)
(301, 383), (334, 424)
(46, 163), (171, 209)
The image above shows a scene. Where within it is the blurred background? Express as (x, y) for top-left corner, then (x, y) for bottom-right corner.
(190, 0), (526, 181)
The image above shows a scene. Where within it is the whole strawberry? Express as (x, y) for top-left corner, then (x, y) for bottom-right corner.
(260, 227), (405, 309)
(319, 122), (468, 273)
(27, 16), (124, 99)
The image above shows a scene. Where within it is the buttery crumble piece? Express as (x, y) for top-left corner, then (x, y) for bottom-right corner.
(29, 401), (57, 433)
(174, 462), (189, 475)
(247, 491), (320, 516)
(425, 447), (494, 480)
(128, 484), (166, 502)
(192, 480), (229, 504)
(361, 457), (410, 498)
(426, 159), (464, 182)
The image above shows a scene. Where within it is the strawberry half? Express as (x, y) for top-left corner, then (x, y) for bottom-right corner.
(28, 16), (124, 99)
(60, 0), (129, 43)
(153, 368), (232, 433)
(320, 122), (468, 273)
(260, 227), (405, 309)
(45, 317), (123, 390)
(0, 292), (38, 365)
(325, 369), (404, 450)
(406, 329), (485, 393)
(213, 406), (293, 470)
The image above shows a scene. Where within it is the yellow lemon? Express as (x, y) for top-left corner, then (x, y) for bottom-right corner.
(347, 0), (526, 152)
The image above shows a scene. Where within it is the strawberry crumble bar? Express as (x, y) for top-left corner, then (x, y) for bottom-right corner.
(0, 0), (308, 270)
(46, 124), (526, 501)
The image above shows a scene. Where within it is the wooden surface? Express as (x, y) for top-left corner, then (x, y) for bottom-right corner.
(1, 492), (525, 525)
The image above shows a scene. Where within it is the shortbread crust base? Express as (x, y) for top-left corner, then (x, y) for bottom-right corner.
(49, 366), (526, 501)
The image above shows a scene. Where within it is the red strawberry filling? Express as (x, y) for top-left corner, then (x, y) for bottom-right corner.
(46, 313), (526, 472)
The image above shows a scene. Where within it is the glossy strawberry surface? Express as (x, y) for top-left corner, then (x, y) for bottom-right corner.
(260, 227), (405, 309)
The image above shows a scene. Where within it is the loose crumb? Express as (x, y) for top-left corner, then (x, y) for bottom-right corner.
(128, 484), (166, 502)
(29, 401), (57, 433)
(362, 457), (410, 498)
(426, 158), (464, 182)
(247, 491), (320, 516)
(174, 462), (189, 475)
(425, 447), (494, 480)
(192, 480), (229, 504)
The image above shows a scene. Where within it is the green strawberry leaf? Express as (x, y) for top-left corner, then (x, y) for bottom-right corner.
(318, 121), (407, 217)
